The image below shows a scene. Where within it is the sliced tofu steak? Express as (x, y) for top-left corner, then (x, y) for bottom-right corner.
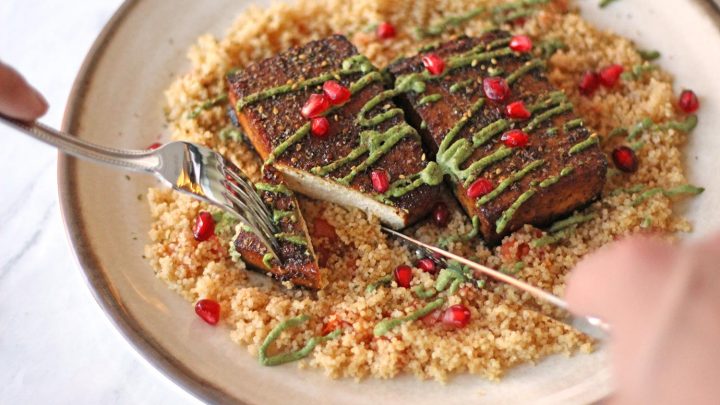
(388, 31), (608, 243)
(227, 35), (444, 230)
(232, 165), (322, 289)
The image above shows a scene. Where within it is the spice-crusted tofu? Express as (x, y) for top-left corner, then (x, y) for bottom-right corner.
(232, 165), (321, 289)
(388, 31), (608, 243)
(227, 35), (443, 229)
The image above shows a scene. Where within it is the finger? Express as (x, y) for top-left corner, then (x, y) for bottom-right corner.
(565, 236), (675, 320)
(0, 61), (48, 121)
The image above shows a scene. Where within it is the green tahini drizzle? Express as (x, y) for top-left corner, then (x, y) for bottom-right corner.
(259, 315), (342, 366)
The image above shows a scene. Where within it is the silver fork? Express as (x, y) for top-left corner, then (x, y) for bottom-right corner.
(1, 115), (280, 257)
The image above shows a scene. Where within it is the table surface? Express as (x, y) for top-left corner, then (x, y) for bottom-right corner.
(0, 1), (200, 403)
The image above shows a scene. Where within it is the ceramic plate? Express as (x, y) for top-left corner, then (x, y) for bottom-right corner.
(58, 0), (720, 403)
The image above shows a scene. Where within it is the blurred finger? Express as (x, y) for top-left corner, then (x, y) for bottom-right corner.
(0, 61), (48, 121)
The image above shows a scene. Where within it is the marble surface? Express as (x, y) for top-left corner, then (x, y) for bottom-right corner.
(0, 1), (200, 403)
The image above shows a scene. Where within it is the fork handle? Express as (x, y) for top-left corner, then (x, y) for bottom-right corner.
(0, 114), (160, 173)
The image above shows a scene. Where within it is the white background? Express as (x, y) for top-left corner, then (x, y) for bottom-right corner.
(0, 1), (199, 403)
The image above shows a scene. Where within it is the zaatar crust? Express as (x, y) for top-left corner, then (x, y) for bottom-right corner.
(389, 31), (608, 243)
(227, 35), (443, 228)
(233, 166), (321, 289)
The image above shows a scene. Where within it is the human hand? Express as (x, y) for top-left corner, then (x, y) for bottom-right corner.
(0, 61), (48, 121)
(566, 234), (720, 405)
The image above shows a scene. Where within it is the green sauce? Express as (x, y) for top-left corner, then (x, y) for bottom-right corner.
(472, 119), (509, 147)
(549, 212), (597, 233)
(599, 0), (620, 8)
(450, 78), (474, 93)
(188, 93), (228, 119)
(274, 232), (308, 246)
(545, 127), (558, 137)
(266, 123), (311, 165)
(262, 253), (275, 269)
(632, 184), (704, 207)
(418, 93), (442, 106)
(524, 103), (573, 132)
(539, 166), (573, 188)
(568, 135), (599, 155)
(496, 188), (536, 233)
(373, 298), (446, 337)
(439, 216), (480, 247)
(638, 49), (661, 61)
(655, 115), (698, 133)
(477, 160), (545, 205)
(218, 126), (245, 143)
(385, 162), (444, 198)
(621, 64), (657, 81)
(506, 59), (544, 85)
(259, 315), (342, 366)
(537, 39), (567, 59)
(412, 286), (438, 299)
(627, 117), (654, 140)
(255, 182), (292, 195)
(563, 118), (584, 131)
(365, 274), (393, 293)
(414, 7), (485, 39)
(272, 210), (295, 223)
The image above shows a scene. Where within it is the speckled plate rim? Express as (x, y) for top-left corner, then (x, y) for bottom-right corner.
(56, 1), (720, 405)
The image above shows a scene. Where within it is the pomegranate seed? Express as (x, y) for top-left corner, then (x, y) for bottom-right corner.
(441, 304), (471, 329)
(195, 299), (221, 325)
(421, 309), (443, 327)
(417, 258), (438, 274)
(599, 64), (624, 88)
(467, 178), (494, 199)
(505, 101), (531, 119)
(432, 202), (450, 227)
(483, 77), (510, 102)
(509, 35), (533, 53)
(193, 211), (215, 241)
(322, 80), (351, 105)
(501, 129), (530, 148)
(370, 169), (390, 193)
(148, 142), (162, 150)
(301, 93), (330, 118)
(678, 90), (700, 113)
(612, 146), (639, 173)
(311, 117), (330, 138)
(517, 243), (530, 259)
(376, 22), (396, 39)
(394, 265), (413, 288)
(578, 71), (601, 96)
(422, 54), (446, 76)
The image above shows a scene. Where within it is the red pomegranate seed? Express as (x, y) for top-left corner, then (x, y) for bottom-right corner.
(612, 146), (639, 173)
(394, 265), (413, 288)
(505, 101), (531, 119)
(417, 258), (438, 274)
(370, 170), (390, 193)
(517, 242), (530, 259)
(432, 202), (450, 227)
(578, 71), (601, 96)
(422, 54), (446, 76)
(148, 142), (162, 150)
(599, 64), (624, 88)
(467, 178), (494, 199)
(501, 129), (530, 148)
(311, 117), (330, 138)
(376, 22), (396, 39)
(678, 90), (700, 113)
(483, 77), (510, 102)
(441, 304), (471, 329)
(322, 80), (351, 105)
(509, 35), (533, 53)
(301, 93), (330, 118)
(195, 299), (221, 325)
(193, 211), (215, 241)
(421, 308), (443, 326)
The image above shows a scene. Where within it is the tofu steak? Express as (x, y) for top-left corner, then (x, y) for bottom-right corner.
(388, 31), (608, 243)
(227, 35), (443, 229)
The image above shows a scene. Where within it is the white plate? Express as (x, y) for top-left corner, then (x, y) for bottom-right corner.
(58, 0), (720, 403)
